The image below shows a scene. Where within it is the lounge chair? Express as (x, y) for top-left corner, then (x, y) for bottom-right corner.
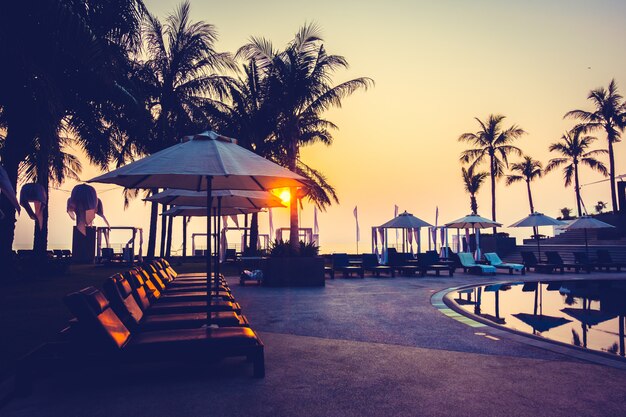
(416, 251), (454, 277)
(520, 251), (559, 273)
(125, 269), (242, 315)
(483, 253), (525, 275)
(457, 253), (496, 275)
(361, 254), (394, 277)
(596, 249), (623, 272)
(544, 251), (578, 274)
(331, 253), (364, 278)
(572, 252), (594, 273)
(386, 248), (420, 276)
(63, 287), (264, 377)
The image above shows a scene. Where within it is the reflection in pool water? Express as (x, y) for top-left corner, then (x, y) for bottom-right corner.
(450, 280), (626, 357)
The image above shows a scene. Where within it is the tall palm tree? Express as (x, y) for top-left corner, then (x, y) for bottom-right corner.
(462, 166), (488, 215)
(505, 156), (543, 213)
(0, 0), (145, 267)
(131, 1), (235, 258)
(238, 24), (373, 248)
(545, 129), (608, 217)
(565, 79), (626, 212)
(458, 114), (525, 232)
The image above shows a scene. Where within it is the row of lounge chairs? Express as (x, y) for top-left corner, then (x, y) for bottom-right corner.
(521, 250), (623, 274)
(326, 250), (455, 278)
(56, 259), (265, 380)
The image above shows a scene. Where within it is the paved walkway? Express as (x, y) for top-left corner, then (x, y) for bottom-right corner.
(3, 272), (626, 417)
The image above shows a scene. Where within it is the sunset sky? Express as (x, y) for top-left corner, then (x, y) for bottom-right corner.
(13, 0), (626, 254)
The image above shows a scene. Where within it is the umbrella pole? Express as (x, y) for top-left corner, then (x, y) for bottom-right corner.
(206, 176), (213, 325)
(182, 216), (187, 259)
(584, 228), (589, 258)
(536, 230), (541, 262)
(216, 197), (222, 303)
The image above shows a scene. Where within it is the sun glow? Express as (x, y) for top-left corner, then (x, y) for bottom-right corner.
(278, 190), (291, 205)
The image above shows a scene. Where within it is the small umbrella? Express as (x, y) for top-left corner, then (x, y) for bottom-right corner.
(509, 212), (565, 262)
(563, 216), (615, 258)
(378, 211), (432, 254)
(512, 313), (572, 333)
(161, 206), (261, 217)
(445, 214), (501, 260)
(146, 189), (285, 209)
(89, 131), (305, 323)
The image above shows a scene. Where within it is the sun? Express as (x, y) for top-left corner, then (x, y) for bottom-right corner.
(278, 190), (291, 205)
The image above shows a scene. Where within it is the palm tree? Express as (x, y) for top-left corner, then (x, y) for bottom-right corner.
(131, 1), (235, 258)
(238, 24), (373, 249)
(505, 156), (543, 213)
(462, 166), (488, 215)
(0, 0), (145, 267)
(565, 79), (626, 212)
(458, 114), (525, 232)
(545, 129), (608, 216)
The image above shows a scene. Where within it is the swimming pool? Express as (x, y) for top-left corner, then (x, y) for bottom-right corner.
(447, 279), (626, 358)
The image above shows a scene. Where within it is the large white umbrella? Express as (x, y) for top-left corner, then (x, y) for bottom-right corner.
(89, 131), (305, 319)
(563, 215), (615, 258)
(378, 211), (432, 254)
(509, 212), (566, 261)
(445, 214), (502, 260)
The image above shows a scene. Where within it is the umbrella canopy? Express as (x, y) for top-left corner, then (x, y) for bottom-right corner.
(509, 212), (565, 262)
(146, 189), (285, 209)
(444, 214), (502, 229)
(562, 215), (615, 258)
(89, 131), (305, 191)
(379, 211), (432, 229)
(509, 212), (566, 228)
(161, 206), (261, 217)
(561, 308), (617, 327)
(563, 215), (615, 230)
(88, 130), (305, 323)
(513, 313), (572, 333)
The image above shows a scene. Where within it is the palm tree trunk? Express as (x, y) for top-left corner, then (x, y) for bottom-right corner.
(490, 155), (497, 234)
(526, 180), (534, 213)
(0, 123), (32, 279)
(249, 212), (259, 254)
(146, 189), (159, 259)
(607, 140), (618, 213)
(288, 144), (299, 250)
(470, 195), (477, 215)
(574, 163), (583, 217)
(33, 137), (51, 262)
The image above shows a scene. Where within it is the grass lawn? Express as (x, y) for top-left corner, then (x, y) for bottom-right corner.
(0, 260), (231, 375)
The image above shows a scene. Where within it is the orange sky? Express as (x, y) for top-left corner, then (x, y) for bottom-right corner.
(12, 0), (626, 253)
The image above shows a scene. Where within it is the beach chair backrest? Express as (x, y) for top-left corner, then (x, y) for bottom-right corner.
(458, 252), (476, 267)
(484, 253), (502, 266)
(64, 287), (131, 350)
(332, 253), (349, 268)
(597, 249), (612, 263)
(573, 252), (589, 264)
(103, 274), (144, 328)
(545, 251), (563, 265)
(361, 254), (378, 268)
(521, 251), (537, 265)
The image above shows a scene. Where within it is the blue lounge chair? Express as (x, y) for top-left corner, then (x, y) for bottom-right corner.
(484, 253), (525, 275)
(458, 253), (496, 275)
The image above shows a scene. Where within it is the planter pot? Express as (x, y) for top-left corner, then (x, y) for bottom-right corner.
(264, 256), (325, 287)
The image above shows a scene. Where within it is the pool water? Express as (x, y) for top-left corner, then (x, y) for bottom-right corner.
(450, 279), (626, 358)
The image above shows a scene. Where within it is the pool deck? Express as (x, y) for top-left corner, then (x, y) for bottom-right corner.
(3, 271), (626, 417)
